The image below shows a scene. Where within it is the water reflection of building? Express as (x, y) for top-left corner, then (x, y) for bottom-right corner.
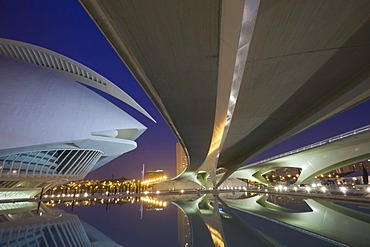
(0, 202), (91, 246)
(266, 195), (312, 212)
(177, 208), (191, 247)
(0, 201), (122, 246)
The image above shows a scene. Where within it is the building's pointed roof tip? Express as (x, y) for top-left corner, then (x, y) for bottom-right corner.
(0, 38), (156, 123)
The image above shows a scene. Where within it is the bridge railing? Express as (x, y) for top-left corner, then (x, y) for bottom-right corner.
(241, 125), (370, 169)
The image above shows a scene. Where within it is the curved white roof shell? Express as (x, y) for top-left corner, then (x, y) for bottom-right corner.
(0, 38), (155, 122)
(0, 56), (146, 150)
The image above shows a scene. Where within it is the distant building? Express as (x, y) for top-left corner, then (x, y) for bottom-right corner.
(144, 170), (164, 180)
(336, 161), (370, 175)
(176, 142), (188, 175)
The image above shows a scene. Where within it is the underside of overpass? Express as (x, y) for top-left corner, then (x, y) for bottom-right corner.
(81, 0), (370, 187)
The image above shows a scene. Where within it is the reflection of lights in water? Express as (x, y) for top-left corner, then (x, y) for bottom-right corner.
(140, 196), (167, 207)
(206, 224), (225, 247)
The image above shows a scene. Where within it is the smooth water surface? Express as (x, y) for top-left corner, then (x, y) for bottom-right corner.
(0, 192), (369, 247)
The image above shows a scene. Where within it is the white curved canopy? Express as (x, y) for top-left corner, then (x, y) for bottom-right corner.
(0, 38), (155, 122)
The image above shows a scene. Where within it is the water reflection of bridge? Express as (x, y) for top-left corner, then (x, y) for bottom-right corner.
(170, 193), (370, 247)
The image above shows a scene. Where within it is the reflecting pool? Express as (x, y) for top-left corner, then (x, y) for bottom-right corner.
(0, 192), (369, 246)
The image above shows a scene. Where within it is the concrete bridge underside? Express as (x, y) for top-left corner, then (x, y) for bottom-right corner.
(230, 129), (370, 185)
(81, 0), (370, 185)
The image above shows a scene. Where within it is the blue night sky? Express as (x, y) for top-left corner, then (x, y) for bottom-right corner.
(0, 0), (369, 179)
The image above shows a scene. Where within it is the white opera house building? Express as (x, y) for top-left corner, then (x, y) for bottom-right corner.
(0, 39), (152, 200)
